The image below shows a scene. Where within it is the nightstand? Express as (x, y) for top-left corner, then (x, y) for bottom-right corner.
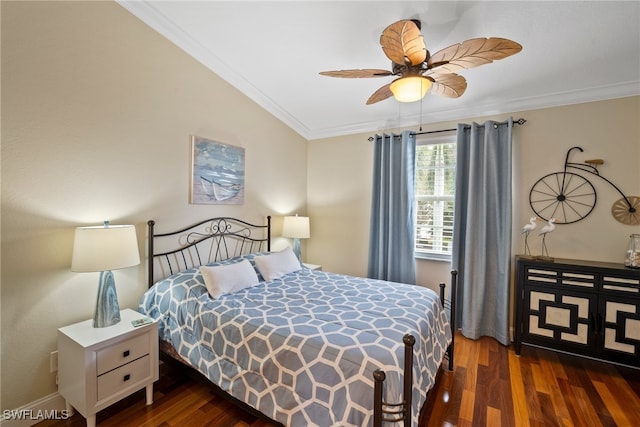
(303, 263), (322, 271)
(58, 309), (159, 427)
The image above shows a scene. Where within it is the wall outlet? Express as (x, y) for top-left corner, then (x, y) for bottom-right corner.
(50, 351), (58, 373)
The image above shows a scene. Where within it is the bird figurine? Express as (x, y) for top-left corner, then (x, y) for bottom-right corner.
(538, 218), (556, 259)
(521, 217), (537, 257)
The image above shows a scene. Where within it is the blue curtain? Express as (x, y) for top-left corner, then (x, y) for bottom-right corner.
(367, 130), (416, 284)
(452, 119), (513, 345)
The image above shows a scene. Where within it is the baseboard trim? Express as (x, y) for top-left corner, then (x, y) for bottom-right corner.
(0, 392), (68, 426)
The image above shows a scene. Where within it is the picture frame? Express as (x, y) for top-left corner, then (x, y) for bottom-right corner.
(190, 135), (245, 205)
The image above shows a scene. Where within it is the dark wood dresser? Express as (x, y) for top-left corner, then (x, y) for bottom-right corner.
(514, 256), (640, 368)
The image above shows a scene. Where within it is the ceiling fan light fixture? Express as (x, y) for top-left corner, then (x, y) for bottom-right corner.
(390, 76), (432, 102)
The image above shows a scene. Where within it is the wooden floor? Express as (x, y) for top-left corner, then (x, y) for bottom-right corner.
(38, 333), (640, 426)
(423, 334), (640, 427)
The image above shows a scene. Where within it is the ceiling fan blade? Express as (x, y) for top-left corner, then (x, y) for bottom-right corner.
(319, 69), (393, 78)
(380, 19), (427, 66)
(428, 73), (468, 98)
(427, 37), (522, 74)
(366, 83), (393, 104)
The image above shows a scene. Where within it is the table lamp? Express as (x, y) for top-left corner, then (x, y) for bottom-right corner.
(282, 215), (310, 261)
(71, 221), (140, 328)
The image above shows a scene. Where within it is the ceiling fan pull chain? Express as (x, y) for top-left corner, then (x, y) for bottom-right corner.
(419, 79), (424, 131)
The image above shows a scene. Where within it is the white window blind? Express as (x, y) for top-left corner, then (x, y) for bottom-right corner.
(415, 138), (456, 259)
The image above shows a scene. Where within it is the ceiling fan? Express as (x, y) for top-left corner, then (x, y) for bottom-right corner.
(320, 19), (522, 104)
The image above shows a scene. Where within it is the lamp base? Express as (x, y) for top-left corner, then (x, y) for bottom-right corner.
(94, 270), (121, 328)
(292, 238), (302, 261)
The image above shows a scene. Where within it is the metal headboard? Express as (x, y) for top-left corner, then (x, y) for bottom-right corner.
(147, 216), (271, 287)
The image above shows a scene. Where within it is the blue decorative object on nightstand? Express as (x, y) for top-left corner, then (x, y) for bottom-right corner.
(94, 271), (121, 328)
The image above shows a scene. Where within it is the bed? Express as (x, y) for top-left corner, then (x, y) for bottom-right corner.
(139, 216), (456, 426)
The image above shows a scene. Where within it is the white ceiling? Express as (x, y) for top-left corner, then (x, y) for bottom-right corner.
(118, 1), (640, 140)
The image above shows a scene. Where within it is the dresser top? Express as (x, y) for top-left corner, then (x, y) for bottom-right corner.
(516, 255), (640, 275)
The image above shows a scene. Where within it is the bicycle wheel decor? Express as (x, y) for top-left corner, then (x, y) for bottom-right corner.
(611, 196), (640, 225)
(531, 146), (638, 226)
(529, 172), (597, 224)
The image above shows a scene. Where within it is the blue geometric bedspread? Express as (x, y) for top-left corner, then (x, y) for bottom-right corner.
(139, 256), (451, 427)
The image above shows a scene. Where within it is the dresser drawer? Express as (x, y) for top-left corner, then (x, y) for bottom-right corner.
(601, 275), (640, 294)
(96, 332), (150, 375)
(524, 267), (596, 290)
(97, 355), (152, 401)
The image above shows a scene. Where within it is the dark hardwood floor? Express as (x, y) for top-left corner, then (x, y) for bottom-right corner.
(38, 333), (640, 426)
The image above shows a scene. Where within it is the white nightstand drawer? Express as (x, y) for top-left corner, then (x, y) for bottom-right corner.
(96, 332), (150, 375)
(97, 355), (152, 401)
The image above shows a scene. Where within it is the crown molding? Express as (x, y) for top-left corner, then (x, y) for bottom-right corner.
(117, 1), (639, 141)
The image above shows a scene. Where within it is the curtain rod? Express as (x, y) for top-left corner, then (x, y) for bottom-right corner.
(367, 117), (527, 141)
(411, 117), (527, 136)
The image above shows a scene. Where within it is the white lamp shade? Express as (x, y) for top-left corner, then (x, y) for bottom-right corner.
(71, 225), (140, 272)
(390, 76), (432, 102)
(282, 216), (310, 239)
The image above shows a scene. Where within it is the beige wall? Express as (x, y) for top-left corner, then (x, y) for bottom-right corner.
(308, 97), (640, 293)
(1, 1), (307, 410)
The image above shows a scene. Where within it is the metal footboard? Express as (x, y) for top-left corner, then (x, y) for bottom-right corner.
(372, 269), (457, 426)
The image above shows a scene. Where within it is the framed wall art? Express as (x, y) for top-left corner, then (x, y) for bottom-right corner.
(190, 135), (245, 205)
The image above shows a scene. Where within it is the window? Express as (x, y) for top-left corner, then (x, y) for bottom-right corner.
(414, 137), (456, 260)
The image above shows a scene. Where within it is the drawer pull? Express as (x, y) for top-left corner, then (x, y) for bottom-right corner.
(123, 350), (130, 358)
(124, 374), (131, 382)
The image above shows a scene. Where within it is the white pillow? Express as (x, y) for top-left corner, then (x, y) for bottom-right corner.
(200, 259), (259, 299)
(253, 247), (302, 281)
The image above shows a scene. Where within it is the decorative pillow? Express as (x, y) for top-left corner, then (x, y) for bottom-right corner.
(200, 259), (259, 299)
(253, 247), (302, 281)
(205, 252), (271, 281)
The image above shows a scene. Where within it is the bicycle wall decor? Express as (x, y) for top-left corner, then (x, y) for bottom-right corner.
(529, 146), (639, 225)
